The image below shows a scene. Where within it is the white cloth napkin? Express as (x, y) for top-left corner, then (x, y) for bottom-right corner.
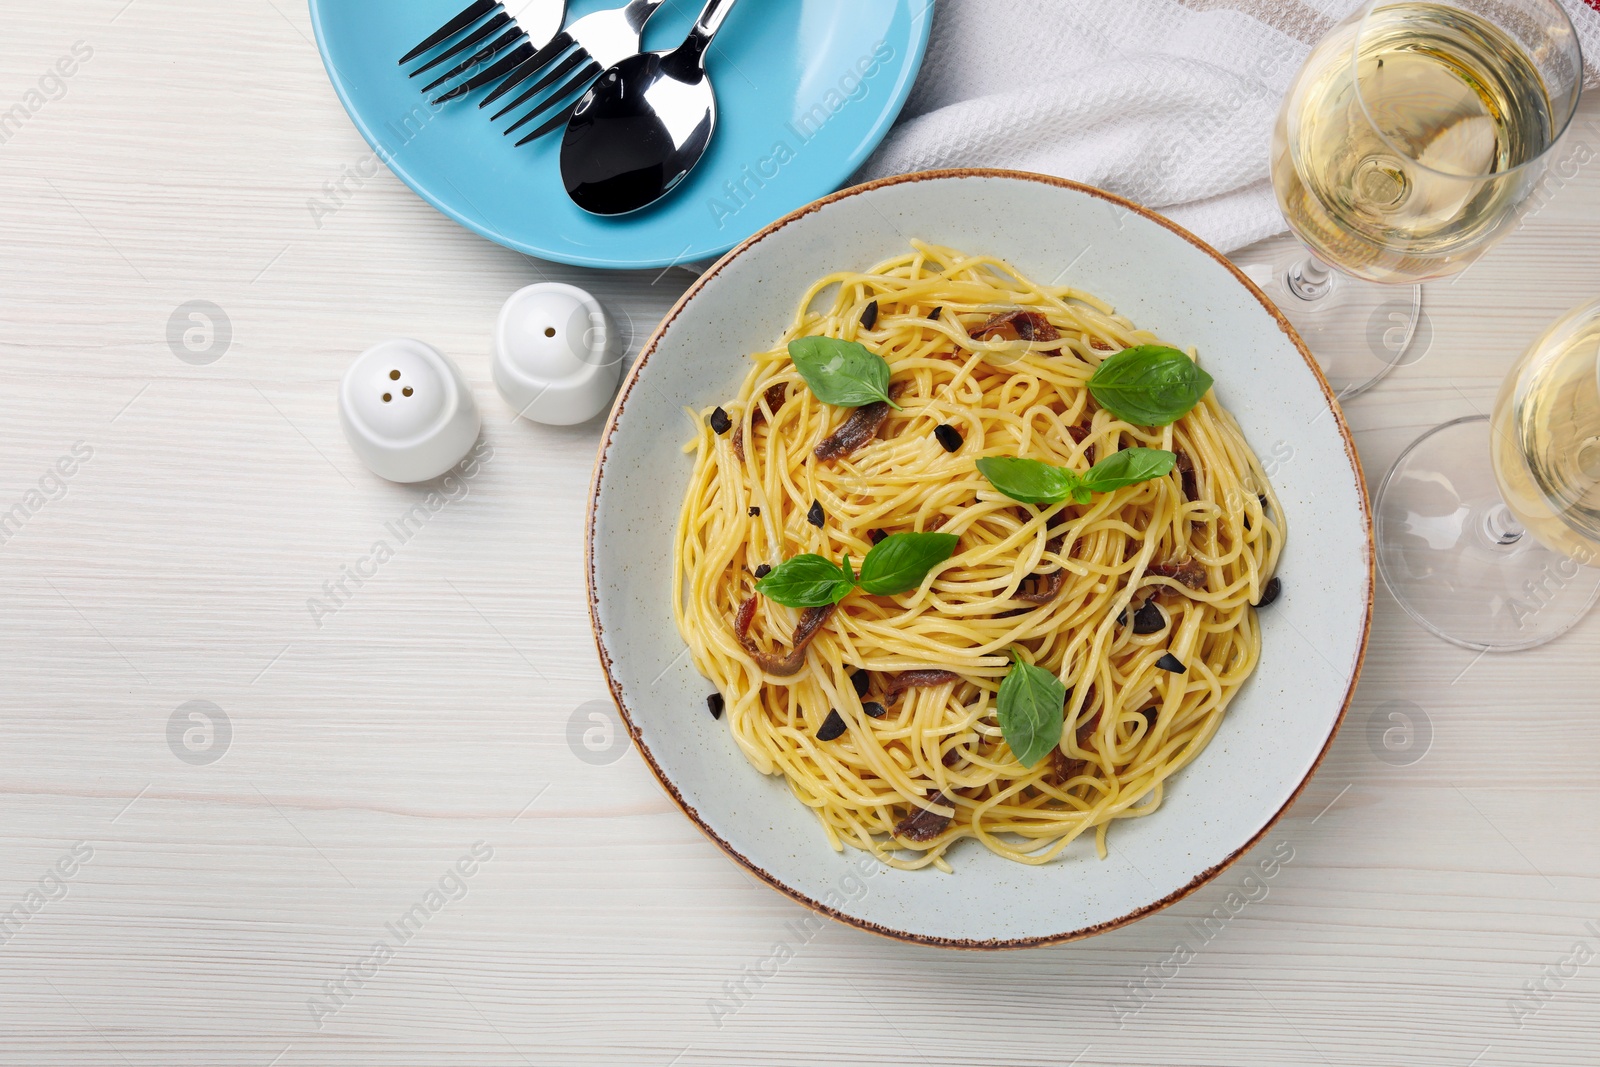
(858, 0), (1600, 253)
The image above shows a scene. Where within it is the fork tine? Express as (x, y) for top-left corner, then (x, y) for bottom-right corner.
(488, 59), (570, 121)
(504, 60), (599, 136)
(515, 99), (583, 146)
(499, 48), (588, 115)
(479, 31), (573, 109)
(420, 27), (527, 94)
(434, 40), (535, 103)
(495, 51), (589, 126)
(407, 11), (511, 77)
(399, 0), (502, 66)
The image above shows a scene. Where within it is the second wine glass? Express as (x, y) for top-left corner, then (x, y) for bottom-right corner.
(1377, 298), (1600, 650)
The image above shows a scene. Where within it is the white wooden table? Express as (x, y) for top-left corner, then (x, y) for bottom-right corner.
(4, 3), (1599, 1065)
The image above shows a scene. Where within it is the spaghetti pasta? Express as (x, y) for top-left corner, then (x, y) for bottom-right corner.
(672, 241), (1283, 871)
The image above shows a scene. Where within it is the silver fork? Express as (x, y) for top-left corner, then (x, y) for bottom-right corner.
(400, 0), (567, 104)
(480, 0), (667, 146)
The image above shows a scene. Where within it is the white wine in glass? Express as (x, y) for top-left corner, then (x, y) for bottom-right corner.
(1260, 0), (1582, 396)
(1276, 3), (1557, 281)
(1377, 299), (1600, 651)
(1492, 303), (1600, 565)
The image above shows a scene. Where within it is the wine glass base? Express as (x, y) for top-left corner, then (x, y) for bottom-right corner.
(1235, 233), (1423, 400)
(1375, 415), (1600, 651)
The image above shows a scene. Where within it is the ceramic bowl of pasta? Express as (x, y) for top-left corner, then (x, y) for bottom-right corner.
(587, 170), (1372, 947)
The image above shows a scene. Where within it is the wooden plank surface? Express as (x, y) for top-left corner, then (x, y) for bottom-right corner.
(1, 2), (1597, 1064)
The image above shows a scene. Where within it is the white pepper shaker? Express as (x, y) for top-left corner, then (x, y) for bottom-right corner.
(338, 338), (481, 483)
(492, 283), (622, 425)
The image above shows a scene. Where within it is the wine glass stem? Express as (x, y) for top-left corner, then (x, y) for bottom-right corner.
(1482, 501), (1525, 547)
(1285, 255), (1336, 301)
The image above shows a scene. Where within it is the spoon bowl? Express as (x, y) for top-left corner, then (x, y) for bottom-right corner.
(561, 51), (715, 215)
(559, 0), (740, 216)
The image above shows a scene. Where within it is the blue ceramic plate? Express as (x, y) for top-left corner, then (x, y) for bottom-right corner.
(309, 0), (933, 269)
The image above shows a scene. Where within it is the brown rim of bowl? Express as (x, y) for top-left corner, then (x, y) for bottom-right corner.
(584, 167), (1375, 950)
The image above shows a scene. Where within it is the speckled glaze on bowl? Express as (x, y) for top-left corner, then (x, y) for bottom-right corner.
(587, 170), (1372, 948)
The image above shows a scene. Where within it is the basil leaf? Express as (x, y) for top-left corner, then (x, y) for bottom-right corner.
(1088, 345), (1214, 426)
(857, 532), (959, 596)
(975, 456), (1079, 505)
(1078, 447), (1177, 495)
(755, 554), (855, 608)
(997, 651), (1067, 768)
(787, 336), (899, 409)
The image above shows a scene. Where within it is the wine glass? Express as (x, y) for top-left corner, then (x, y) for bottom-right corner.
(1260, 0), (1584, 398)
(1376, 298), (1600, 650)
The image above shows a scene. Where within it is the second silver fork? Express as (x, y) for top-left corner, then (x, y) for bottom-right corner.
(481, 0), (668, 146)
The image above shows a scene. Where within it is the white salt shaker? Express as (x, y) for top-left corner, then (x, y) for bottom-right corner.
(338, 338), (481, 483)
(492, 283), (621, 426)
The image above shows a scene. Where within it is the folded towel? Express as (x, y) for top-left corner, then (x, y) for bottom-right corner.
(859, 0), (1600, 252)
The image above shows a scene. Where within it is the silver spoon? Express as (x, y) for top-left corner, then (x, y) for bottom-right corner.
(559, 0), (742, 216)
